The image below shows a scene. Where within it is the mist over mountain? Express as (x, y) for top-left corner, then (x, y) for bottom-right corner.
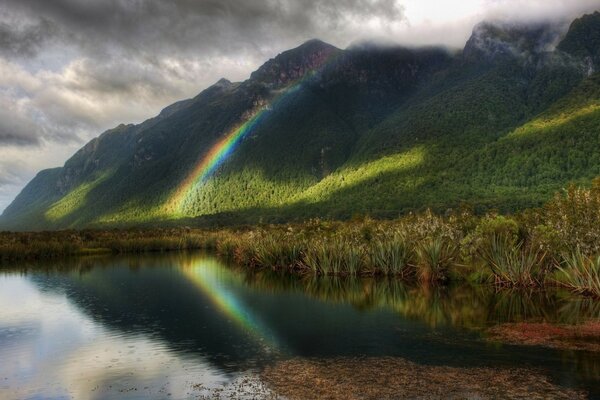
(2, 11), (600, 230)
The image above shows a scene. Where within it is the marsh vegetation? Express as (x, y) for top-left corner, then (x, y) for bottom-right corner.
(2, 180), (600, 298)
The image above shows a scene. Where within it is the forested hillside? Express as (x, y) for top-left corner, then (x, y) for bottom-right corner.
(2, 12), (599, 230)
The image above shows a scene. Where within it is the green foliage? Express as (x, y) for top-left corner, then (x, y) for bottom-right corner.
(0, 229), (211, 262)
(302, 238), (364, 276)
(415, 236), (460, 283)
(366, 233), (413, 277)
(3, 14), (600, 230)
(45, 171), (113, 222)
(3, 179), (600, 298)
(478, 235), (547, 287)
(252, 234), (304, 270)
(531, 179), (600, 256)
(461, 215), (521, 261)
(556, 250), (600, 298)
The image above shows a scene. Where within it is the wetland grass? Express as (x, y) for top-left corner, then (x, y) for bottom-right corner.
(556, 250), (600, 298)
(478, 235), (547, 288)
(415, 236), (459, 283)
(3, 182), (600, 298)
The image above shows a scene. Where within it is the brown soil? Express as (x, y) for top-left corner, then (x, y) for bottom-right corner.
(259, 357), (585, 399)
(487, 321), (600, 352)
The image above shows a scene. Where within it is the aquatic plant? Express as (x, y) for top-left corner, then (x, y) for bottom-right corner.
(252, 235), (304, 269)
(478, 235), (547, 287)
(415, 236), (459, 283)
(301, 238), (364, 276)
(556, 250), (600, 297)
(367, 233), (413, 277)
(531, 178), (600, 256)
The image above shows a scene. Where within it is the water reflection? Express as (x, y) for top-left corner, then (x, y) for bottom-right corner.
(1, 252), (599, 399)
(0, 274), (228, 399)
(237, 267), (600, 327)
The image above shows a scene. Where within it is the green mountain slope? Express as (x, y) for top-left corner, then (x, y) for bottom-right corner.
(2, 12), (600, 230)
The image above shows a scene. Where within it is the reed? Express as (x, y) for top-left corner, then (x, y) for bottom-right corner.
(2, 180), (600, 298)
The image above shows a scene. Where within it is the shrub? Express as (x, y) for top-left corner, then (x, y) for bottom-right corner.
(536, 179), (600, 256)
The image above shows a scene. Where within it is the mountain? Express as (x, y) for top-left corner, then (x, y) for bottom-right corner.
(2, 12), (600, 230)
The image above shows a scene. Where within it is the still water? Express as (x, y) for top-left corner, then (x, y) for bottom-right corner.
(0, 252), (599, 399)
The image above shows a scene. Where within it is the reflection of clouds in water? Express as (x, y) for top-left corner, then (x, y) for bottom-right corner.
(0, 276), (228, 399)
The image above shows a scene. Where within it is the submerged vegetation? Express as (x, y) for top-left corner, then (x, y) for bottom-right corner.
(260, 357), (586, 400)
(2, 180), (600, 298)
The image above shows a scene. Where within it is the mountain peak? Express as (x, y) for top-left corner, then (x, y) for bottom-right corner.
(463, 20), (564, 63)
(558, 11), (600, 73)
(216, 77), (232, 86)
(250, 39), (340, 87)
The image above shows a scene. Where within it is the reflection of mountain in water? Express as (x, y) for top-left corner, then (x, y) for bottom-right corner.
(23, 253), (600, 395)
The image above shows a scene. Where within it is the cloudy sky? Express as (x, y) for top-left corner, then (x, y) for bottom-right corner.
(0, 0), (599, 211)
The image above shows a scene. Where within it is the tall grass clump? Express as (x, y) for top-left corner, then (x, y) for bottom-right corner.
(302, 238), (363, 276)
(415, 236), (459, 283)
(367, 233), (413, 277)
(478, 235), (547, 287)
(555, 250), (600, 298)
(252, 235), (304, 270)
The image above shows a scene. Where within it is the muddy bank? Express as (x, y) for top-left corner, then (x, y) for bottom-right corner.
(259, 357), (585, 399)
(486, 321), (600, 352)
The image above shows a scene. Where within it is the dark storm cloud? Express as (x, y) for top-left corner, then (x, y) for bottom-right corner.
(1, 0), (405, 60)
(0, 18), (57, 58)
(0, 0), (407, 151)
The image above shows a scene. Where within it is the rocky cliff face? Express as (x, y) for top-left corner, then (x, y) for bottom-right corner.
(558, 11), (600, 75)
(250, 39), (340, 87)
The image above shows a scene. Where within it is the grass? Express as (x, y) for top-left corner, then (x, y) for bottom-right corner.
(415, 236), (459, 283)
(0, 229), (214, 261)
(302, 238), (363, 276)
(555, 250), (600, 298)
(478, 235), (547, 287)
(366, 233), (412, 277)
(3, 181), (600, 298)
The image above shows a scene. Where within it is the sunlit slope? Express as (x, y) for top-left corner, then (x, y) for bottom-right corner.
(286, 71), (600, 218)
(2, 12), (600, 229)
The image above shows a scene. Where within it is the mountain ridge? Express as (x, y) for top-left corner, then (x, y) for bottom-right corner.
(2, 11), (600, 230)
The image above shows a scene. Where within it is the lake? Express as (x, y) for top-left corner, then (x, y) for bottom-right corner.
(1, 252), (599, 399)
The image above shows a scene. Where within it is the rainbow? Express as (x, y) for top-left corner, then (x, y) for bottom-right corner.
(166, 50), (340, 215)
(167, 103), (274, 213)
(181, 258), (283, 351)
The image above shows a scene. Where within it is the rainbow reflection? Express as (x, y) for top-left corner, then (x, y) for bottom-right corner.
(167, 50), (340, 214)
(181, 258), (283, 351)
